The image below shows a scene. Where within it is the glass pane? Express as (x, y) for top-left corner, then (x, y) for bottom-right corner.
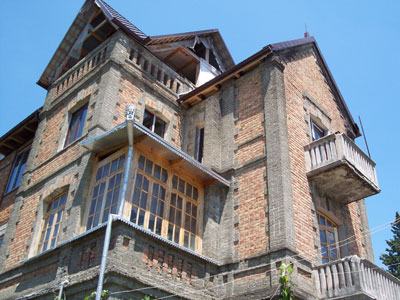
(191, 218), (196, 234)
(149, 215), (155, 232)
(177, 196), (183, 209)
(138, 156), (145, 170)
(185, 215), (190, 231)
(186, 202), (191, 214)
(130, 206), (138, 223)
(320, 230), (327, 243)
(192, 205), (197, 217)
(176, 211), (182, 227)
(154, 118), (166, 137)
(156, 218), (162, 235)
(154, 165), (161, 180)
(321, 245), (328, 257)
(87, 216), (93, 229)
(51, 238), (56, 248)
(172, 176), (178, 189)
(45, 228), (51, 240)
(193, 187), (198, 200)
(93, 185), (99, 198)
(328, 231), (335, 245)
(169, 207), (175, 222)
(43, 242), (48, 251)
(111, 204), (117, 214)
(108, 176), (115, 190)
(160, 187), (166, 200)
(145, 160), (153, 175)
(102, 209), (109, 223)
(322, 258), (329, 264)
(150, 197), (157, 214)
(93, 213), (100, 227)
(143, 110), (155, 131)
(52, 199), (59, 210)
(138, 210), (145, 226)
(118, 155), (125, 170)
(103, 163), (110, 178)
(319, 215), (325, 225)
(116, 173), (122, 186)
(161, 169), (168, 183)
(99, 182), (106, 196)
(158, 201), (164, 217)
(171, 193), (176, 206)
(327, 220), (332, 227)
(330, 246), (337, 258)
(59, 194), (67, 206)
(174, 227), (180, 244)
(190, 234), (195, 251)
(133, 188), (140, 206)
(184, 232), (189, 248)
(111, 159), (118, 174)
(178, 179), (185, 193)
(153, 183), (159, 197)
(140, 192), (148, 209)
(48, 215), (54, 227)
(143, 177), (149, 191)
(95, 195), (103, 212)
(168, 224), (173, 240)
(56, 210), (63, 222)
(112, 188), (120, 204)
(105, 192), (112, 207)
(135, 174), (143, 187)
(186, 184), (192, 197)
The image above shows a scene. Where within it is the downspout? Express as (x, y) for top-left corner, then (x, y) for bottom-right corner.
(57, 280), (68, 300)
(95, 105), (136, 300)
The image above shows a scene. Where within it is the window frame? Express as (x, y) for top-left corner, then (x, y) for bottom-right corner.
(5, 146), (31, 195)
(38, 193), (67, 253)
(84, 147), (127, 231)
(318, 212), (340, 263)
(125, 147), (203, 253)
(311, 119), (326, 141)
(143, 110), (166, 138)
(64, 104), (88, 147)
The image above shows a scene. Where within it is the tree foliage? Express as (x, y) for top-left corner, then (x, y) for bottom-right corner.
(279, 262), (294, 300)
(380, 211), (400, 279)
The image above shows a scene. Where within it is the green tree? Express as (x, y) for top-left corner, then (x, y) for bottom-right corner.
(380, 211), (400, 279)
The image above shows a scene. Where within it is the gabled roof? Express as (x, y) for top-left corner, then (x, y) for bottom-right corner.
(148, 29), (235, 71)
(38, 0), (149, 89)
(179, 36), (360, 137)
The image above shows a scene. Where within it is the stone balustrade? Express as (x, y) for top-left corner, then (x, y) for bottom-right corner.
(128, 48), (195, 95)
(52, 43), (110, 99)
(314, 255), (400, 299)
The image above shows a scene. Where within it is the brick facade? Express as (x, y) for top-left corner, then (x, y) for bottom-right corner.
(0, 1), (387, 299)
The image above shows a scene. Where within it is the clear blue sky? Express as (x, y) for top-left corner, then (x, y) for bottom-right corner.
(0, 1), (399, 267)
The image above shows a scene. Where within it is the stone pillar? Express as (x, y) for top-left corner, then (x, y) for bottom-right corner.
(261, 57), (296, 252)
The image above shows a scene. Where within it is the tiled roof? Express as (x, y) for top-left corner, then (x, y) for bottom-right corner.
(95, 0), (149, 43)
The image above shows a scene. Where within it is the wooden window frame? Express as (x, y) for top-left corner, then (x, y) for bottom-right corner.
(318, 212), (340, 263)
(5, 146), (30, 194)
(85, 148), (127, 231)
(126, 148), (203, 253)
(64, 104), (88, 147)
(38, 193), (67, 253)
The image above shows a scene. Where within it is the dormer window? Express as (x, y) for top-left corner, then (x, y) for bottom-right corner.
(143, 110), (166, 138)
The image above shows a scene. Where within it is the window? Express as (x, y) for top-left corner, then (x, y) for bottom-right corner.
(130, 154), (201, 251)
(65, 104), (88, 146)
(318, 213), (340, 263)
(86, 151), (126, 230)
(38, 193), (67, 252)
(143, 110), (166, 138)
(5, 147), (30, 194)
(0, 236), (3, 248)
(311, 120), (326, 141)
(195, 127), (204, 163)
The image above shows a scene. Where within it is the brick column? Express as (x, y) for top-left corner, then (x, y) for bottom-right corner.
(261, 57), (296, 252)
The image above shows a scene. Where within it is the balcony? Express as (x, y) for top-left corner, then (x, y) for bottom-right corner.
(314, 256), (400, 300)
(304, 133), (380, 204)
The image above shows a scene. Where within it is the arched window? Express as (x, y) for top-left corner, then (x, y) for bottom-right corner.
(318, 213), (340, 263)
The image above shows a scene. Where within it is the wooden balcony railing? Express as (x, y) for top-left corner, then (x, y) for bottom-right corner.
(314, 256), (400, 300)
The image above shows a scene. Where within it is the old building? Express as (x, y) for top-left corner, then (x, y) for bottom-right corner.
(0, 0), (398, 299)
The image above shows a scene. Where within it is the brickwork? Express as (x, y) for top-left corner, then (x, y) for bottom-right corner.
(283, 47), (366, 262)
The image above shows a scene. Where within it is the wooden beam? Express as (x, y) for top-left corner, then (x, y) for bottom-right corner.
(170, 158), (184, 167)
(176, 58), (197, 73)
(163, 48), (181, 63)
(133, 135), (148, 144)
(203, 178), (217, 187)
